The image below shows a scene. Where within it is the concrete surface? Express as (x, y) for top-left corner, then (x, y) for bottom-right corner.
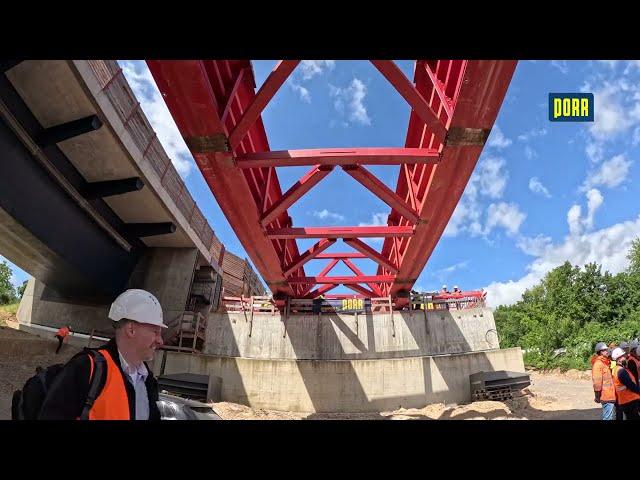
(155, 347), (525, 413)
(6, 60), (214, 260)
(17, 247), (198, 333)
(205, 308), (499, 360)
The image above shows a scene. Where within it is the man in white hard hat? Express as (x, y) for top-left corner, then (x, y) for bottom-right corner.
(591, 342), (616, 420)
(40, 289), (166, 420)
(610, 347), (640, 420)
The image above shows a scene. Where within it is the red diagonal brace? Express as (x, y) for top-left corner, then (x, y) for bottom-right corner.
(260, 165), (334, 227)
(342, 165), (420, 223)
(299, 258), (339, 297)
(343, 238), (399, 274)
(288, 275), (395, 284)
(342, 259), (382, 296)
(344, 284), (377, 297)
(371, 60), (448, 142)
(422, 62), (453, 119)
(266, 226), (414, 239)
(283, 238), (336, 277)
(304, 284), (338, 299)
(316, 253), (367, 259)
(221, 67), (247, 125)
(229, 60), (300, 150)
(235, 147), (440, 168)
(318, 258), (340, 277)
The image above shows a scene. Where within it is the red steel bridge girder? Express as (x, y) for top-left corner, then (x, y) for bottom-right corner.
(147, 60), (516, 300)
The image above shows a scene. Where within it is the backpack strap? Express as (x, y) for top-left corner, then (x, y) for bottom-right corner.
(79, 350), (107, 421)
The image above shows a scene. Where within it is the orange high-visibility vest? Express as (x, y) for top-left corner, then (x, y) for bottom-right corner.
(57, 326), (70, 338)
(85, 349), (130, 420)
(613, 366), (640, 406)
(592, 356), (616, 403)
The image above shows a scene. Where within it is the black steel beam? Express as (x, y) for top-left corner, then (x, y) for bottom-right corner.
(125, 222), (176, 238)
(82, 177), (144, 199)
(35, 114), (103, 147)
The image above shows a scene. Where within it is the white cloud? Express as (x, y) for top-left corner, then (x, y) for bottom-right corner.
(589, 82), (636, 140)
(551, 60), (569, 74)
(444, 156), (516, 238)
(524, 146), (537, 160)
(484, 202), (526, 236)
(359, 212), (388, 226)
(518, 128), (547, 142)
(444, 196), (483, 237)
(120, 61), (193, 178)
(567, 204), (583, 236)
(299, 60), (335, 80)
(567, 188), (603, 237)
(633, 127), (640, 146)
(485, 214), (640, 307)
(584, 188), (604, 230)
(329, 79), (371, 126)
(528, 177), (551, 198)
(477, 157), (508, 199)
(312, 209), (345, 221)
(439, 260), (469, 274)
(582, 154), (632, 190)
(585, 141), (605, 163)
(289, 82), (311, 103)
(487, 125), (512, 149)
(516, 235), (552, 257)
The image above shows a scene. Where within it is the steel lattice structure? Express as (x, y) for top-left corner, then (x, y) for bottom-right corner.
(147, 60), (517, 305)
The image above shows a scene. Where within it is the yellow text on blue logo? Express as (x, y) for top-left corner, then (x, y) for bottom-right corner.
(548, 93), (594, 122)
(553, 97), (589, 119)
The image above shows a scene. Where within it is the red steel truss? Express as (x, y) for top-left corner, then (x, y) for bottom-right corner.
(147, 60), (516, 304)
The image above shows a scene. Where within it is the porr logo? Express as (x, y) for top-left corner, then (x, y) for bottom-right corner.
(549, 93), (594, 122)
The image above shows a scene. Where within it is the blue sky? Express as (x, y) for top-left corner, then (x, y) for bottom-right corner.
(3, 60), (640, 307)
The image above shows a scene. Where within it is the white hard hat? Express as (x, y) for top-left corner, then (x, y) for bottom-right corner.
(611, 347), (626, 361)
(442, 285), (447, 288)
(108, 289), (166, 328)
(454, 285), (459, 289)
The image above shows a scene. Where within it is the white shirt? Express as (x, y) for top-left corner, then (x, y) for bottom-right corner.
(118, 351), (150, 420)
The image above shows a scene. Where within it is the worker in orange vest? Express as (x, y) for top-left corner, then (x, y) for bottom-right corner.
(591, 342), (617, 420)
(40, 289), (165, 420)
(627, 340), (640, 383)
(611, 347), (640, 420)
(54, 325), (72, 354)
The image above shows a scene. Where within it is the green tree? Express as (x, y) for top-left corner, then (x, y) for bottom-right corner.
(17, 280), (28, 298)
(494, 237), (640, 370)
(0, 261), (17, 304)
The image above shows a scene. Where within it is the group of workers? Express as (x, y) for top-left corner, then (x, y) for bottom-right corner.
(591, 339), (640, 420)
(440, 285), (461, 294)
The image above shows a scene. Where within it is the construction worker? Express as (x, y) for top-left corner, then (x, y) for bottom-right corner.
(54, 325), (72, 354)
(611, 347), (640, 420)
(39, 289), (165, 420)
(591, 342), (617, 420)
(620, 341), (631, 355)
(453, 285), (460, 294)
(441, 285), (448, 294)
(628, 341), (640, 383)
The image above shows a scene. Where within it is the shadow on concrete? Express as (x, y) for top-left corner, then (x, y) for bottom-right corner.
(198, 307), (511, 413)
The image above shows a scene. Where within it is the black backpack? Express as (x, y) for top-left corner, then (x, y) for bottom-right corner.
(12, 349), (107, 420)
